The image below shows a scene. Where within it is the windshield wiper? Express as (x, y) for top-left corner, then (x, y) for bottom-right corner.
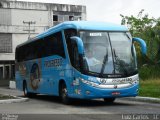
(100, 51), (108, 77)
(113, 49), (128, 76)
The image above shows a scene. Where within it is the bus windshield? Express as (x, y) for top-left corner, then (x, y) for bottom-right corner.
(80, 31), (137, 77)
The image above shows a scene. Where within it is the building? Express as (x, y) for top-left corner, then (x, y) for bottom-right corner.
(0, 0), (86, 84)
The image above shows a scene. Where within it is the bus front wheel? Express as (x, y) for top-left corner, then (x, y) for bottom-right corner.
(103, 98), (115, 103)
(59, 83), (71, 104)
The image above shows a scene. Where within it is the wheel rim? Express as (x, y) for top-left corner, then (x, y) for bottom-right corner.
(62, 87), (67, 99)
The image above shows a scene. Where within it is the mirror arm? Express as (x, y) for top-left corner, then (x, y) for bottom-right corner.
(70, 36), (86, 73)
(133, 37), (147, 55)
(70, 36), (84, 54)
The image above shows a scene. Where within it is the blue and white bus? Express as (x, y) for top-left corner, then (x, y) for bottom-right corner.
(15, 21), (146, 104)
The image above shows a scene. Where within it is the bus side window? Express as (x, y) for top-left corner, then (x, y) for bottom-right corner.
(55, 32), (65, 58)
(43, 32), (65, 58)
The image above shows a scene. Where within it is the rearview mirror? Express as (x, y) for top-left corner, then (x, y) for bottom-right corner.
(70, 36), (85, 54)
(70, 36), (88, 73)
(132, 37), (147, 55)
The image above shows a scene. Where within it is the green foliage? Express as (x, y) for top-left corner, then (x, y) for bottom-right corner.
(0, 94), (15, 100)
(120, 9), (160, 64)
(139, 65), (160, 80)
(120, 10), (160, 80)
(120, 9), (155, 36)
(139, 79), (160, 98)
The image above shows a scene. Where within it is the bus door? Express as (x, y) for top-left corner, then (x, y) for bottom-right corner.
(66, 37), (83, 96)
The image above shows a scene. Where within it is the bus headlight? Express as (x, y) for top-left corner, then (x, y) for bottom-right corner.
(80, 78), (99, 87)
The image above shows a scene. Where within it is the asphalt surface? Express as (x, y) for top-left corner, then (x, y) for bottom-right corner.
(0, 87), (160, 120)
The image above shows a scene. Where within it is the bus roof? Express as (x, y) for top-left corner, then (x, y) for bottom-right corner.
(38, 21), (128, 37)
(16, 21), (128, 48)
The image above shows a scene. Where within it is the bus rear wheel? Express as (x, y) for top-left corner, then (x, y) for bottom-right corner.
(23, 82), (29, 97)
(59, 83), (71, 104)
(23, 82), (36, 98)
(104, 98), (115, 103)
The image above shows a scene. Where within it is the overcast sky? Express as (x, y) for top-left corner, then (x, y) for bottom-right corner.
(17, 0), (160, 24)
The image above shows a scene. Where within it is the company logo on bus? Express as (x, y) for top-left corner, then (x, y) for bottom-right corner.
(100, 79), (107, 84)
(100, 77), (136, 84)
(112, 78), (133, 84)
(114, 85), (118, 89)
(45, 58), (63, 68)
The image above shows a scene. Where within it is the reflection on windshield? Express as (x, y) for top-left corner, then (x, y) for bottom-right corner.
(80, 31), (137, 77)
(113, 48), (128, 76)
(109, 32), (137, 75)
(80, 31), (114, 75)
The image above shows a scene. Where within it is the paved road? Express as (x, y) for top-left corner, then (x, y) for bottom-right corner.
(0, 87), (160, 120)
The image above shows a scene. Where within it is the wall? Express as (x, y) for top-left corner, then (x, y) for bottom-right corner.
(0, 33), (12, 53)
(0, 0), (86, 81)
(12, 33), (37, 53)
(11, 9), (49, 26)
(0, 8), (11, 25)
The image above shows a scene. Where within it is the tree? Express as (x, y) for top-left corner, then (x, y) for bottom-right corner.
(120, 10), (160, 65)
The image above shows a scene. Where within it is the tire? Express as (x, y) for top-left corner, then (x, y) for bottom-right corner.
(59, 83), (71, 105)
(23, 82), (36, 98)
(23, 82), (29, 97)
(104, 98), (115, 103)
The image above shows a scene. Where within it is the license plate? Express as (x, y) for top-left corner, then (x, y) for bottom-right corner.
(112, 92), (120, 96)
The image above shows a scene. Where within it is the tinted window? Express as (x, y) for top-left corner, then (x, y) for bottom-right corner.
(43, 32), (65, 58)
(16, 32), (65, 62)
(64, 29), (79, 68)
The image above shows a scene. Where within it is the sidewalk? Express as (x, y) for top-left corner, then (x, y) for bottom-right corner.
(0, 87), (23, 97)
(120, 96), (160, 103)
(0, 87), (29, 104)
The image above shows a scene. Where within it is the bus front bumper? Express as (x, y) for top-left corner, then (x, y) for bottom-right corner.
(69, 83), (139, 99)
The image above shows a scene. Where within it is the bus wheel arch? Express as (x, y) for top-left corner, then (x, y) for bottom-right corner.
(59, 80), (71, 104)
(23, 80), (36, 97)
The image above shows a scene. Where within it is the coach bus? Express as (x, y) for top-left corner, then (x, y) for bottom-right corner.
(15, 21), (146, 104)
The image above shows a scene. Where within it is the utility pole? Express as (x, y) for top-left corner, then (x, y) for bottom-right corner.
(23, 21), (36, 40)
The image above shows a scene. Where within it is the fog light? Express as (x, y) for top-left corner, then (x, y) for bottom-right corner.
(86, 91), (90, 95)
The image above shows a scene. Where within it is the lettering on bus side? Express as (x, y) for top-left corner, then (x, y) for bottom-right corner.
(44, 58), (63, 68)
(112, 78), (133, 84)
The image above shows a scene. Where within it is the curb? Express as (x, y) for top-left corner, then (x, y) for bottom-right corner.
(120, 96), (160, 103)
(0, 95), (29, 104)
